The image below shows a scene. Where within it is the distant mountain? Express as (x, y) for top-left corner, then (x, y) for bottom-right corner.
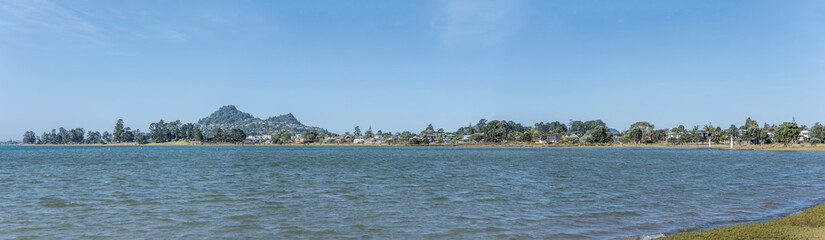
(197, 105), (325, 135)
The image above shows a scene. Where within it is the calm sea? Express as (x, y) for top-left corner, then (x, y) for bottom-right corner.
(1, 146), (824, 239)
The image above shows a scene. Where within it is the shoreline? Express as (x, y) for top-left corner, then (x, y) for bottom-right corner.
(11, 142), (825, 152)
(655, 201), (825, 239)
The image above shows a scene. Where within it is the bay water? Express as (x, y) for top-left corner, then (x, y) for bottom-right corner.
(1, 146), (824, 239)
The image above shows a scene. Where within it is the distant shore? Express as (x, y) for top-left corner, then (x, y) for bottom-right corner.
(18, 142), (825, 152)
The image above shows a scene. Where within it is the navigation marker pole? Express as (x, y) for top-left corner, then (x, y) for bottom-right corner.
(730, 135), (734, 149)
(708, 135), (711, 149)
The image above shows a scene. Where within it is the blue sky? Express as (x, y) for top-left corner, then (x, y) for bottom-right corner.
(1, 0), (824, 139)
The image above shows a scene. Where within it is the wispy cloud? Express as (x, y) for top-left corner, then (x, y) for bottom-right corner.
(0, 0), (107, 44)
(437, 0), (527, 45)
(153, 26), (188, 42)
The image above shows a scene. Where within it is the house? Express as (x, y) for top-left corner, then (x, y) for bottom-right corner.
(800, 130), (811, 142)
(444, 134), (455, 142)
(365, 138), (387, 144)
(665, 131), (682, 139)
(245, 135), (272, 143)
(544, 134), (561, 143)
(460, 135), (471, 142)
(245, 135), (261, 143)
(353, 137), (365, 144)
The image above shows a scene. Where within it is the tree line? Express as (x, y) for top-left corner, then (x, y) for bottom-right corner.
(22, 117), (823, 146)
(22, 119), (249, 145)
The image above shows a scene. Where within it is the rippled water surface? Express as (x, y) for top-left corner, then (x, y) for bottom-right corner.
(1, 146), (825, 239)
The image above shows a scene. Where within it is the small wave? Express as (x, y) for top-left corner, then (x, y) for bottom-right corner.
(227, 214), (259, 220)
(39, 197), (78, 208)
(616, 233), (665, 240)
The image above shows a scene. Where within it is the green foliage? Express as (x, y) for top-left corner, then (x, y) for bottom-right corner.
(407, 137), (429, 145)
(99, 131), (110, 143)
(302, 130), (318, 143)
(810, 138), (821, 146)
(470, 133), (484, 142)
(483, 120), (508, 143)
(229, 128), (247, 143)
(214, 128), (227, 142)
(569, 120), (606, 135)
(113, 119), (124, 143)
(519, 131), (533, 142)
(775, 122), (801, 146)
(626, 128), (643, 143)
(364, 127), (374, 138)
(422, 124), (435, 134)
(745, 117), (759, 129)
(535, 121), (567, 134)
(629, 122), (655, 140)
(455, 122), (476, 135)
(279, 132), (294, 144)
(651, 129), (667, 142)
(812, 123), (824, 141)
(585, 126), (613, 143)
(22, 131), (36, 144)
(679, 133), (693, 144)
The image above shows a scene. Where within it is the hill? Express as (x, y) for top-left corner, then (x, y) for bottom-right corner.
(197, 105), (326, 135)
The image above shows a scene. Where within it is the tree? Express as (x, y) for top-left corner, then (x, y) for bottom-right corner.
(775, 122), (801, 146)
(71, 128), (84, 144)
(474, 119), (487, 133)
(519, 131), (533, 142)
(812, 123), (824, 141)
(810, 138), (821, 146)
(120, 127), (134, 142)
(679, 133), (693, 144)
(354, 126), (361, 136)
(214, 128), (227, 142)
(364, 127), (374, 138)
(302, 130), (318, 143)
(102, 131), (112, 143)
(58, 127), (68, 144)
(629, 121), (655, 139)
(86, 131), (101, 144)
(549, 121), (567, 134)
(745, 117), (759, 129)
(134, 130), (148, 144)
(586, 126), (612, 143)
(114, 119), (124, 143)
(280, 132), (293, 143)
(193, 128), (204, 142)
(483, 120), (507, 143)
(626, 128), (643, 144)
(423, 124), (435, 134)
(230, 128), (247, 143)
(22, 131), (36, 144)
(569, 120), (606, 135)
(650, 129), (666, 142)
(399, 131), (414, 141)
(672, 125), (687, 134)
